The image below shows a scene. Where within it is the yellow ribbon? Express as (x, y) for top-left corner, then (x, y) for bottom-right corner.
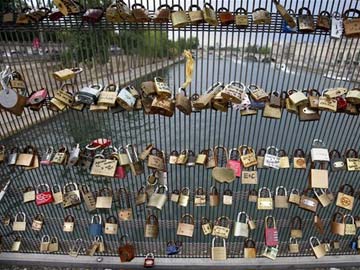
(182, 50), (194, 89)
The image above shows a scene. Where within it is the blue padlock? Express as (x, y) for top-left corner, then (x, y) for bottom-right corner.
(166, 241), (182, 255)
(350, 239), (358, 250)
(250, 97), (265, 109)
(89, 214), (103, 237)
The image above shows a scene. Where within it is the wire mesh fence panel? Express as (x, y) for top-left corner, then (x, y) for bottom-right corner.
(0, 0), (360, 260)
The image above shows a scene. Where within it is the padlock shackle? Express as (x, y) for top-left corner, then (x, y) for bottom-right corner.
(258, 187), (271, 198)
(64, 182), (79, 193)
(210, 185), (218, 195)
(146, 214), (158, 225)
(217, 7), (229, 12)
(36, 183), (50, 193)
(125, 144), (139, 163)
(118, 187), (131, 208)
(309, 236), (321, 248)
(228, 148), (240, 160)
(332, 211), (344, 222)
(180, 214), (194, 224)
(275, 186), (287, 196)
(15, 212), (26, 221)
(266, 146), (279, 155)
(265, 215), (276, 228)
(120, 234), (131, 245)
(212, 237), (226, 247)
(99, 187), (113, 196)
(188, 4), (201, 11)
(181, 187), (190, 195)
(223, 189), (232, 196)
(329, 149), (341, 159)
(214, 145), (229, 166)
(155, 184), (168, 194)
(216, 216), (230, 226)
(236, 211), (249, 223)
(41, 234), (50, 242)
(95, 235), (103, 242)
(34, 213), (45, 221)
(244, 238), (255, 248)
(64, 214), (74, 222)
(298, 7), (312, 15)
(235, 7), (248, 15)
(51, 184), (62, 193)
(70, 238), (83, 253)
(343, 214), (355, 224)
(319, 10), (331, 18)
(342, 9), (360, 19)
(312, 139), (326, 148)
(291, 216), (302, 229)
(289, 237), (298, 244)
(204, 3), (215, 10)
(201, 217), (210, 224)
(91, 214), (102, 224)
(339, 184), (354, 195)
(345, 148), (358, 158)
(106, 215), (118, 224)
(257, 148), (266, 156)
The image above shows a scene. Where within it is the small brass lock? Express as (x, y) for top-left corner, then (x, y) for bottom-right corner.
(171, 5), (190, 28)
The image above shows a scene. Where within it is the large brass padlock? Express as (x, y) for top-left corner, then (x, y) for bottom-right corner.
(234, 8), (248, 28)
(203, 3), (218, 26)
(342, 9), (360, 38)
(154, 77), (172, 98)
(274, 186), (288, 208)
(257, 187), (273, 210)
(299, 189), (318, 212)
(331, 212), (345, 236)
(31, 213), (44, 231)
(175, 88), (192, 115)
(211, 237), (227, 261)
(293, 149), (307, 169)
(177, 214), (195, 238)
(263, 102), (281, 119)
(298, 7), (315, 32)
(212, 216), (231, 239)
(244, 239), (256, 258)
(221, 81), (245, 104)
(148, 148), (165, 171)
(188, 5), (204, 24)
(131, 3), (150, 22)
(336, 184), (355, 211)
(178, 187), (190, 207)
(171, 5), (190, 28)
(288, 188), (301, 205)
(209, 186), (220, 206)
(310, 161), (329, 189)
(63, 182), (81, 208)
(145, 214), (159, 238)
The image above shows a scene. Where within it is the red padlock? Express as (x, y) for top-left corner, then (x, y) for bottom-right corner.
(264, 216), (278, 246)
(36, 184), (54, 206)
(144, 253), (155, 268)
(27, 88), (48, 105)
(86, 138), (112, 150)
(336, 96), (347, 111)
(226, 148), (242, 177)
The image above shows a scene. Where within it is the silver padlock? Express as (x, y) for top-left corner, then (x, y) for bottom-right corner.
(8, 147), (19, 165)
(40, 147), (54, 166)
(74, 84), (103, 105)
(117, 85), (137, 110)
(67, 144), (81, 166)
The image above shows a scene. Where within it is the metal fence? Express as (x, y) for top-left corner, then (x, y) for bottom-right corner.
(0, 0), (360, 264)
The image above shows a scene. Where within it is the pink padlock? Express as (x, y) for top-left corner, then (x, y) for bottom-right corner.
(226, 148), (242, 177)
(265, 216), (279, 246)
(27, 88), (48, 105)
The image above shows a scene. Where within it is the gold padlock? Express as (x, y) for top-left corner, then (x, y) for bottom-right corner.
(244, 239), (256, 258)
(154, 77), (172, 98)
(169, 150), (179, 164)
(288, 237), (299, 253)
(248, 189), (258, 203)
(177, 214), (195, 238)
(11, 236), (22, 252)
(194, 187), (207, 206)
(212, 216), (231, 239)
(288, 188), (300, 205)
(298, 7), (315, 32)
(346, 87), (360, 104)
(23, 186), (35, 203)
(145, 214), (159, 238)
(288, 89), (308, 106)
(222, 189), (233, 205)
(136, 186), (147, 206)
(13, 212), (26, 231)
(331, 212), (345, 236)
(274, 186), (288, 208)
(32, 213), (44, 231)
(203, 3), (218, 26)
(293, 149), (307, 169)
(188, 4), (204, 24)
(344, 214), (356, 235)
(104, 216), (118, 235)
(211, 237), (227, 261)
(257, 187), (273, 210)
(290, 216), (303, 238)
(177, 150), (188, 165)
(317, 11), (331, 31)
(48, 237), (59, 253)
(118, 188), (133, 221)
(171, 4), (189, 28)
(40, 235), (50, 252)
(209, 186), (220, 206)
(53, 67), (82, 81)
(96, 188), (113, 209)
(278, 149), (290, 168)
(342, 9), (360, 38)
(201, 217), (212, 235)
(336, 184), (355, 211)
(177, 187), (190, 207)
(196, 149), (208, 165)
(63, 215), (75, 232)
(234, 8), (248, 28)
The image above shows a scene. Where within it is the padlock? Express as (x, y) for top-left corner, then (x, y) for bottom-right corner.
(307, 89), (320, 108)
(299, 103), (321, 122)
(154, 77), (172, 98)
(203, 3), (218, 26)
(241, 165), (258, 185)
(52, 146), (68, 165)
(222, 189), (233, 206)
(278, 150), (290, 169)
(170, 189), (180, 203)
(331, 212), (345, 236)
(346, 87), (360, 104)
(194, 187), (207, 206)
(153, 4), (171, 23)
(171, 4), (189, 28)
(288, 188), (301, 205)
(136, 186), (147, 206)
(139, 144), (153, 161)
(117, 146), (130, 166)
(234, 212), (249, 238)
(80, 185), (96, 212)
(151, 95), (175, 117)
(167, 150), (179, 165)
(118, 234), (135, 262)
(264, 146), (280, 169)
(201, 217), (212, 235)
(36, 184), (54, 206)
(220, 81), (245, 104)
(263, 246), (279, 261)
(290, 216), (303, 238)
(195, 149), (208, 165)
(175, 88), (192, 115)
(245, 190), (258, 204)
(329, 149), (345, 171)
(105, 3), (123, 23)
(177, 214), (195, 238)
(144, 253), (155, 268)
(69, 239), (83, 257)
(310, 161), (329, 188)
(117, 188), (133, 221)
(16, 146), (35, 167)
(131, 3), (150, 22)
(40, 235), (50, 252)
(331, 240), (340, 250)
(111, 153), (126, 179)
(63, 182), (81, 208)
(50, 83), (75, 109)
(336, 184), (355, 211)
(192, 82), (223, 110)
(314, 214), (325, 235)
(206, 148), (217, 168)
(311, 139), (330, 162)
(265, 216), (278, 247)
(40, 147), (53, 165)
(257, 187), (273, 210)
(273, 0), (296, 28)
(166, 241), (182, 255)
(63, 215), (75, 232)
(344, 214), (356, 235)
(144, 214), (159, 238)
(309, 236), (326, 259)
(209, 186), (220, 207)
(235, 8), (248, 28)
(248, 84), (268, 101)
(274, 186), (288, 208)
(269, 91), (281, 108)
(147, 185), (168, 210)
(299, 189), (318, 212)
(212, 90), (230, 112)
(345, 149), (360, 171)
(89, 214), (103, 237)
(82, 7), (104, 23)
(12, 212), (26, 231)
(263, 102), (281, 119)
(298, 7), (315, 32)
(11, 236), (22, 252)
(217, 7), (234, 25)
(188, 4), (204, 24)
(74, 84), (103, 105)
(15, 7), (31, 25)
(210, 237), (227, 262)
(117, 85), (136, 111)
(318, 90), (337, 112)
(27, 88), (48, 107)
(212, 146), (235, 184)
(97, 84), (119, 107)
(48, 237), (59, 253)
(23, 186), (36, 203)
(147, 148), (165, 171)
(226, 148), (242, 177)
(292, 149), (306, 169)
(95, 188), (113, 209)
(212, 216), (231, 239)
(126, 144), (144, 176)
(2, 8), (15, 24)
(342, 9), (360, 38)
(256, 148), (266, 168)
(52, 67), (82, 81)
(78, 149), (94, 170)
(31, 213), (44, 231)
(244, 239), (257, 258)
(53, 0), (80, 16)
(176, 149), (188, 165)
(252, 8), (271, 24)
(284, 90), (298, 112)
(314, 188), (332, 208)
(104, 216), (118, 235)
(316, 10), (331, 31)
(178, 187), (190, 207)
(288, 237), (299, 254)
(288, 89), (308, 106)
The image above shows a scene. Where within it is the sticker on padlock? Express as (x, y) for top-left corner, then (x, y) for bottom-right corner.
(36, 184), (54, 206)
(264, 146), (280, 169)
